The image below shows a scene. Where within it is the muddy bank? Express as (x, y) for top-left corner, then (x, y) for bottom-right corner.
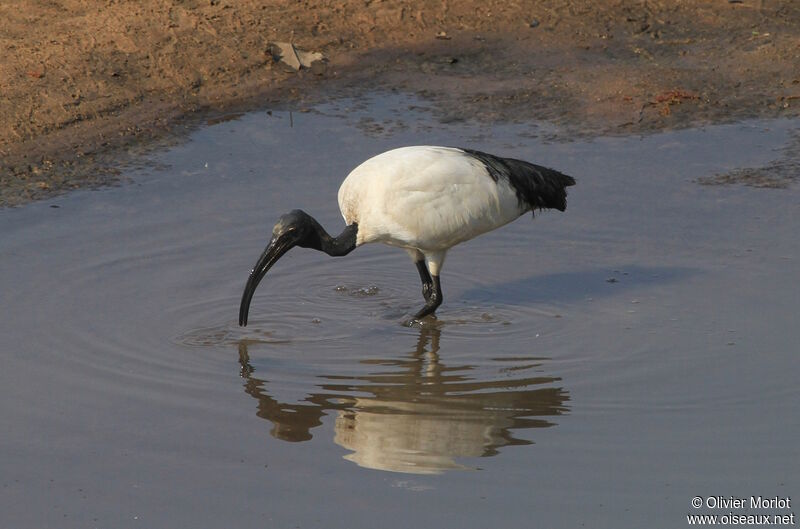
(2, 0), (799, 206)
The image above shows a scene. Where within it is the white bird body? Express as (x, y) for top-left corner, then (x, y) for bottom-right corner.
(239, 145), (575, 325)
(339, 146), (524, 254)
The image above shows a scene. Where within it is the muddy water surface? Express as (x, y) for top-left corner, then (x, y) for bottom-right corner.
(2, 96), (798, 528)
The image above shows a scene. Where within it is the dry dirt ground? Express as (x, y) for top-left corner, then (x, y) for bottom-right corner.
(2, 0), (799, 206)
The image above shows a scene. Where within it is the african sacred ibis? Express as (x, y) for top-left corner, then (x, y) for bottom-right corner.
(239, 146), (575, 326)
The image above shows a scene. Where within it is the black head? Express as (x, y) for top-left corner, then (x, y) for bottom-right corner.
(270, 209), (317, 244)
(238, 210), (318, 326)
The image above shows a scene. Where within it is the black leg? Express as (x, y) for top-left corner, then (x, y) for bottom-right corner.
(415, 260), (433, 302)
(413, 275), (442, 319)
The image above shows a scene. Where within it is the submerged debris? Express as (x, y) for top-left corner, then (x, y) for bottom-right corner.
(334, 284), (381, 297)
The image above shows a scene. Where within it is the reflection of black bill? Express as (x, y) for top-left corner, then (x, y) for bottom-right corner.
(239, 236), (293, 326)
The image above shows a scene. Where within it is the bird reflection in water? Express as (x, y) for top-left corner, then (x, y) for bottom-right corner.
(237, 326), (569, 474)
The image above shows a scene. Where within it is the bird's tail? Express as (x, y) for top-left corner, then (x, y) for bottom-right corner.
(461, 148), (576, 212)
(517, 162), (576, 212)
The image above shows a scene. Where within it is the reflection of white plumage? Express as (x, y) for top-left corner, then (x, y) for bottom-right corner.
(334, 399), (497, 475)
(239, 146), (576, 325)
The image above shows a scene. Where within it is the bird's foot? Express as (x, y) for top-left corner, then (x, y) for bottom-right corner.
(403, 314), (438, 328)
(413, 296), (441, 321)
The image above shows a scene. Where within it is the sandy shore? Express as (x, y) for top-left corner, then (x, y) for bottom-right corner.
(1, 0), (799, 206)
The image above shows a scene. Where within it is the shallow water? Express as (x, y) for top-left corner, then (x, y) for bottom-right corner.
(1, 95), (798, 528)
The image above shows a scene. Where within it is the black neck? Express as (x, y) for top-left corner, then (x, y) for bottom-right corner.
(298, 214), (358, 257)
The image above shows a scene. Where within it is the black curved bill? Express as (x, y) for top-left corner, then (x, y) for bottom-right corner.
(239, 236), (293, 326)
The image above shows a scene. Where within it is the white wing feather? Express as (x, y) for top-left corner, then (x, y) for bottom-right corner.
(338, 146), (525, 251)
